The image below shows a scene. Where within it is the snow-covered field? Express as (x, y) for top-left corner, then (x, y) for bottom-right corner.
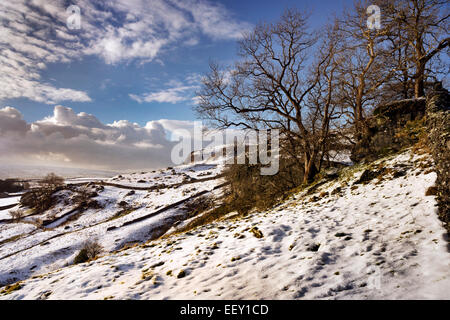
(106, 163), (222, 188)
(0, 197), (21, 207)
(0, 197), (21, 220)
(0, 149), (448, 299)
(0, 162), (225, 288)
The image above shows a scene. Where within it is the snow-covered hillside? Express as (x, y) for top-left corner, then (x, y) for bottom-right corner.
(0, 162), (226, 288)
(1, 149), (448, 299)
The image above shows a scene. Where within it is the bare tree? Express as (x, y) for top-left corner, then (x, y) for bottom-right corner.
(383, 11), (416, 101)
(335, 1), (395, 134)
(388, 0), (449, 98)
(305, 24), (345, 173)
(20, 173), (64, 213)
(9, 209), (25, 222)
(196, 9), (340, 183)
(39, 173), (64, 191)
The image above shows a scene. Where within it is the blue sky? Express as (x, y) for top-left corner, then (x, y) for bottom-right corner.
(1, 0), (351, 126)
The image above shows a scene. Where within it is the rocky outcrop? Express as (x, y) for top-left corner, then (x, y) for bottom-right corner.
(351, 98), (426, 162)
(351, 84), (449, 232)
(426, 84), (450, 232)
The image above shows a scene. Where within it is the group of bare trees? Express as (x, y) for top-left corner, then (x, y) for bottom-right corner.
(338, 0), (449, 114)
(388, 0), (449, 99)
(19, 173), (65, 215)
(195, 0), (448, 184)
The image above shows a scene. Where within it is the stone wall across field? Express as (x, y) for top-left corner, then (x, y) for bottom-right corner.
(426, 85), (450, 232)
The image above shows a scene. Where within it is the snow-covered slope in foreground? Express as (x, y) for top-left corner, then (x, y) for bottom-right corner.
(1, 149), (449, 300)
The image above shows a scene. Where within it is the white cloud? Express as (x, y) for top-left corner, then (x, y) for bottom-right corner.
(0, 0), (251, 104)
(0, 107), (30, 134)
(175, 0), (251, 40)
(0, 1), (90, 104)
(130, 73), (203, 104)
(0, 106), (198, 170)
(130, 85), (198, 104)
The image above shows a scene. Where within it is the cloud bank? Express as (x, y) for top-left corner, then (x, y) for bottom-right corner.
(0, 105), (197, 171)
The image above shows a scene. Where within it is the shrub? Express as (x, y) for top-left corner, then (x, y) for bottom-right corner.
(74, 239), (103, 264)
(224, 156), (304, 215)
(176, 155), (307, 233)
(395, 117), (427, 145)
(20, 189), (54, 213)
(73, 185), (99, 207)
(39, 173), (64, 191)
(9, 209), (25, 222)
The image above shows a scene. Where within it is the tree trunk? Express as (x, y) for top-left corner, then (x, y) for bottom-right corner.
(353, 82), (366, 140)
(356, 86), (364, 123)
(402, 71), (410, 99)
(303, 152), (318, 184)
(414, 62), (425, 98)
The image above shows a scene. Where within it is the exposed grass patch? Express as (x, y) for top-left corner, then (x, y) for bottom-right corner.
(109, 208), (137, 221)
(175, 202), (237, 235)
(0, 234), (23, 246)
(0, 282), (22, 295)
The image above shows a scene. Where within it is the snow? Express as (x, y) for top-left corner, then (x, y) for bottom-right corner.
(0, 197), (21, 220)
(0, 208), (16, 221)
(328, 150), (353, 166)
(0, 149), (448, 300)
(0, 196), (21, 208)
(0, 223), (36, 244)
(106, 163), (223, 188)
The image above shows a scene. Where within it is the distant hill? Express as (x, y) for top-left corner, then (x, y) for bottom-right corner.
(0, 164), (117, 180)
